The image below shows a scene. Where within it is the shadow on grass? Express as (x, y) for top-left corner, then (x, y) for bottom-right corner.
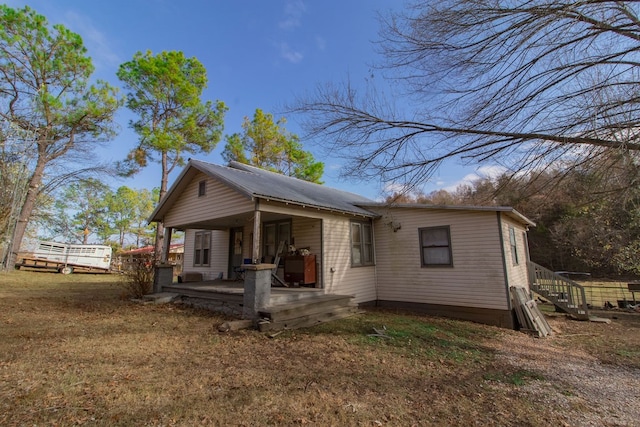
(293, 307), (500, 365)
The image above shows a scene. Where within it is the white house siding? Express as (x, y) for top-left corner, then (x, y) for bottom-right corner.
(500, 214), (530, 291)
(322, 217), (377, 304)
(372, 207), (510, 311)
(183, 229), (229, 279)
(162, 172), (253, 228)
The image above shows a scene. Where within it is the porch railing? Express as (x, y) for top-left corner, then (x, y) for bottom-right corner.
(527, 261), (589, 320)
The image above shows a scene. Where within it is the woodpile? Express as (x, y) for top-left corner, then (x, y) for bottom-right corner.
(510, 286), (553, 337)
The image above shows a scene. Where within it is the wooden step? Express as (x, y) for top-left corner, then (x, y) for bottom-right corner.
(268, 289), (324, 305)
(162, 285), (244, 304)
(528, 262), (590, 321)
(259, 294), (354, 322)
(143, 292), (180, 304)
(258, 306), (358, 332)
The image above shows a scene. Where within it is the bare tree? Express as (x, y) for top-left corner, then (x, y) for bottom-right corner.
(293, 1), (640, 193)
(0, 123), (34, 265)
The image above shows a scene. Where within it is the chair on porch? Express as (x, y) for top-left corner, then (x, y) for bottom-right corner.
(233, 267), (245, 281)
(234, 258), (252, 281)
(233, 242), (288, 286)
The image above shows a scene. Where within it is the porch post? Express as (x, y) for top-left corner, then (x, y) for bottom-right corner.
(242, 200), (272, 320)
(252, 202), (261, 264)
(153, 226), (174, 293)
(162, 227), (172, 264)
(242, 263), (274, 319)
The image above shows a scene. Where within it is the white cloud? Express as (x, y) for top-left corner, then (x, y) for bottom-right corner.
(442, 165), (507, 192)
(477, 165), (508, 179)
(62, 10), (121, 70)
(279, 42), (303, 63)
(3, 5), (120, 72)
(279, 0), (306, 30)
(273, 1), (307, 63)
(383, 182), (411, 194)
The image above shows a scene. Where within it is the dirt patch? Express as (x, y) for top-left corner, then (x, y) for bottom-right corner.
(488, 314), (640, 426)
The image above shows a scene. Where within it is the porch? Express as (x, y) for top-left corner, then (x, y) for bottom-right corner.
(162, 279), (324, 306)
(155, 279), (358, 331)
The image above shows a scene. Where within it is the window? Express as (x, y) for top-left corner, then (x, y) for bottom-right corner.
(509, 226), (519, 265)
(420, 226), (452, 267)
(193, 231), (211, 266)
(351, 221), (374, 267)
(262, 220), (291, 260)
(198, 180), (206, 197)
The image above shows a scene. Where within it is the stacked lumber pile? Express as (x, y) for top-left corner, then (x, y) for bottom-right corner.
(510, 286), (553, 337)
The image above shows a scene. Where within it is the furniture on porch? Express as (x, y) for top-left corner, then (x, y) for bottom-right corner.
(234, 258), (252, 281)
(284, 254), (316, 287)
(235, 242), (289, 287)
(234, 268), (245, 281)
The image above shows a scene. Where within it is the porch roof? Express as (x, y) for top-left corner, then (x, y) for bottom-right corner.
(149, 159), (379, 223)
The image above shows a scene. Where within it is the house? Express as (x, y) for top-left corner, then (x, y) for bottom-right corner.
(149, 159), (535, 329)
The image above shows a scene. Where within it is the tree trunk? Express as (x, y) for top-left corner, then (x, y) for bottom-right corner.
(154, 222), (165, 265)
(153, 151), (170, 265)
(5, 159), (46, 271)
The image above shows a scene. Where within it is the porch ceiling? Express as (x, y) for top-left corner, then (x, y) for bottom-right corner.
(172, 211), (292, 231)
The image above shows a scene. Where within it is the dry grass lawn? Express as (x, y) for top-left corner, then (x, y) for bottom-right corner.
(1, 271), (639, 426)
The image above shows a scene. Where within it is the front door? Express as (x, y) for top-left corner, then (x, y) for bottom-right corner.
(228, 227), (244, 279)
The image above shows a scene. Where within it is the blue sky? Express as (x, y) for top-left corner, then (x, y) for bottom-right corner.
(6, 0), (495, 199)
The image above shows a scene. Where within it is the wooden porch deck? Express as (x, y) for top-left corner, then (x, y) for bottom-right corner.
(156, 279), (358, 331)
(162, 279), (325, 305)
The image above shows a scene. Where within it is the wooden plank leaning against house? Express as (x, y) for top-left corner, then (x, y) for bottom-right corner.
(510, 287), (552, 337)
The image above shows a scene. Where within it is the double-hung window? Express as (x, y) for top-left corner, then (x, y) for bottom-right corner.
(194, 231), (211, 267)
(351, 221), (374, 267)
(420, 226), (453, 267)
(262, 220), (291, 261)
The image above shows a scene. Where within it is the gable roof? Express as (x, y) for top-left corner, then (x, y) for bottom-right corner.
(149, 159), (379, 221)
(150, 159), (536, 228)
